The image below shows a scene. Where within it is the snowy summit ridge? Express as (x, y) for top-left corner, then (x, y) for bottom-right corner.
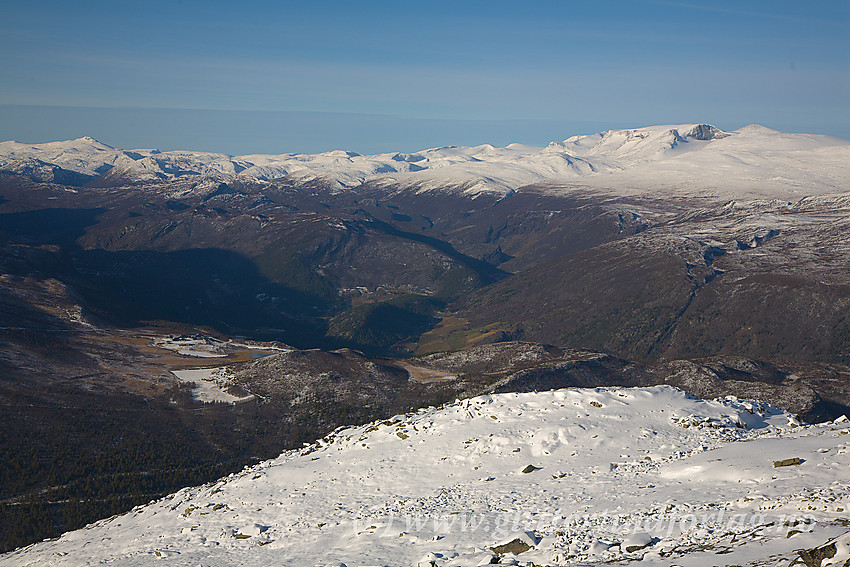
(1, 124), (848, 199)
(4, 385), (849, 566)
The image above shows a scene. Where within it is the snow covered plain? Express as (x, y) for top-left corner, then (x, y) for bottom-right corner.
(2, 124), (848, 199)
(4, 386), (849, 566)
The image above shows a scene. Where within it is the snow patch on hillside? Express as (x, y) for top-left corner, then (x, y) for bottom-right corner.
(171, 368), (254, 404)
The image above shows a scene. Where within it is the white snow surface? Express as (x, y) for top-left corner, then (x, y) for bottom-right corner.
(170, 368), (253, 404)
(5, 385), (850, 566)
(2, 124), (848, 198)
(153, 336), (228, 358)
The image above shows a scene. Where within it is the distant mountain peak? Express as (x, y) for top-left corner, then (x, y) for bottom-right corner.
(71, 135), (112, 147)
(681, 123), (729, 140)
(737, 124), (779, 133)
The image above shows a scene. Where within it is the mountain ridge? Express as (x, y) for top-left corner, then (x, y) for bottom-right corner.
(3, 124), (848, 198)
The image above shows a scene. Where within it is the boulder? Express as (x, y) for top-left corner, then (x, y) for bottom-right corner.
(796, 531), (850, 567)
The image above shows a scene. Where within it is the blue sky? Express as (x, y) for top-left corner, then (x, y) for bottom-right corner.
(1, 0), (848, 154)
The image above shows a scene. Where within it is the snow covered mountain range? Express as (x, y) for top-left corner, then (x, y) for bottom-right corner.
(2, 124), (848, 198)
(2, 124), (850, 565)
(4, 385), (848, 566)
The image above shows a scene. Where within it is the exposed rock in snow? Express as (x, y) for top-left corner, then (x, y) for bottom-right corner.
(797, 531), (850, 567)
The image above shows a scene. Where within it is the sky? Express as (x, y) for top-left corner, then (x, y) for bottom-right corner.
(1, 0), (848, 155)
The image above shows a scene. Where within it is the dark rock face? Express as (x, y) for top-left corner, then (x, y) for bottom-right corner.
(684, 124), (727, 141)
(491, 538), (532, 555)
(796, 532), (850, 567)
(0, 159), (96, 186)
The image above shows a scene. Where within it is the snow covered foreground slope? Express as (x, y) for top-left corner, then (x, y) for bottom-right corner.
(1, 124), (848, 198)
(4, 386), (849, 566)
